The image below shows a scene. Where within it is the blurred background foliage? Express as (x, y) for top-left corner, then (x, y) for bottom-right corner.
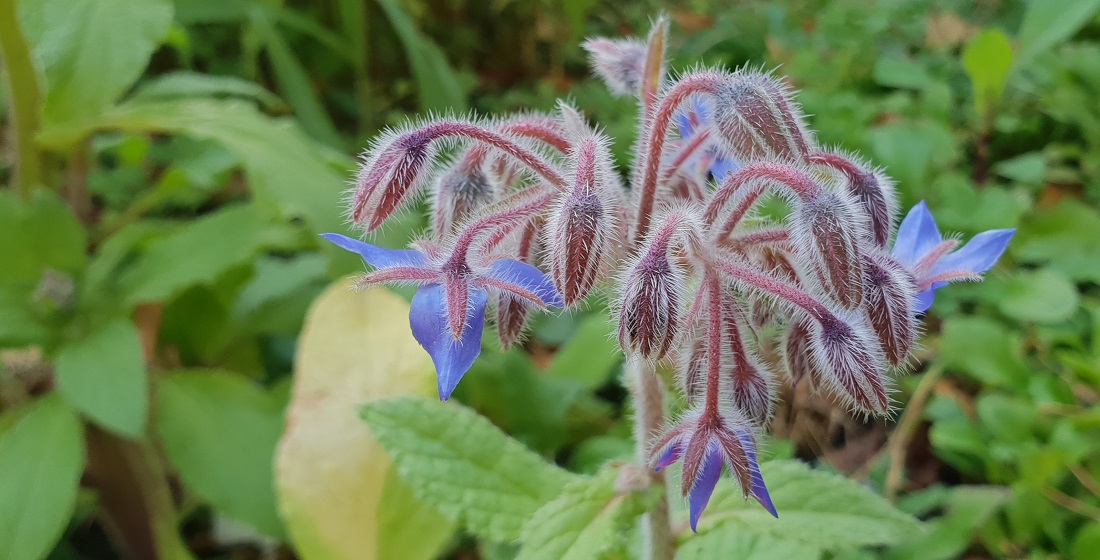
(2, 0), (1100, 558)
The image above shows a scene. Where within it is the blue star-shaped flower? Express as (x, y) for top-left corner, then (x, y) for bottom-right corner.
(323, 233), (563, 400)
(891, 201), (1015, 312)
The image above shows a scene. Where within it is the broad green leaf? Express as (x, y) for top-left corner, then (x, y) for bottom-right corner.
(232, 253), (328, 319)
(993, 151), (1046, 186)
(373, 0), (467, 111)
(0, 395), (86, 560)
(976, 394), (1038, 443)
(0, 190), (85, 286)
(677, 526), (820, 560)
(117, 203), (273, 304)
(516, 468), (653, 560)
(697, 461), (920, 549)
(156, 370), (284, 537)
(56, 319), (147, 437)
(1073, 522), (1100, 560)
(888, 486), (1007, 560)
(18, 0), (172, 133)
(546, 314), (621, 391)
(995, 268), (1080, 324)
(89, 98), (349, 234)
(872, 56), (931, 90)
(360, 396), (577, 541)
(131, 71), (288, 112)
(276, 283), (454, 560)
(962, 28), (1013, 116)
(937, 316), (1030, 389)
(1015, 200), (1100, 283)
(251, 11), (342, 147)
(1017, 0), (1100, 64)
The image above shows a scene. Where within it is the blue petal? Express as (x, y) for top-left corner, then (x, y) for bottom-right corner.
(914, 288), (936, 313)
(688, 448), (724, 532)
(321, 233), (428, 269)
(677, 97), (713, 138)
(485, 259), (564, 308)
(654, 438), (685, 472)
(892, 202), (942, 266)
(409, 284), (488, 401)
(932, 229), (1015, 276)
(738, 432), (778, 518)
(709, 155), (740, 182)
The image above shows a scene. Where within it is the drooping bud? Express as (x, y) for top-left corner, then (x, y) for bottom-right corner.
(810, 151), (898, 247)
(782, 320), (824, 386)
(711, 72), (813, 162)
(862, 252), (918, 365)
(352, 128), (438, 231)
(679, 334), (708, 404)
(549, 137), (615, 305)
(494, 223), (541, 349)
(432, 147), (497, 235)
(582, 37), (647, 96)
(792, 190), (867, 309)
(809, 313), (890, 415)
(617, 242), (685, 361)
(721, 298), (775, 425)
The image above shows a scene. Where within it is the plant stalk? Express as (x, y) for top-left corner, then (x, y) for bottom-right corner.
(0, 0), (45, 196)
(630, 358), (674, 560)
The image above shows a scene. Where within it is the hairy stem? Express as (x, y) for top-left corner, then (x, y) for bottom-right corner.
(0, 0), (44, 196)
(630, 358), (674, 560)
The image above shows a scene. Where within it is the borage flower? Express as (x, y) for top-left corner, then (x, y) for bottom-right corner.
(322, 232), (563, 400)
(677, 98), (739, 181)
(891, 202), (1015, 312)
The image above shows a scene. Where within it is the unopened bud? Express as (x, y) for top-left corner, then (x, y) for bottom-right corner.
(679, 335), (707, 404)
(495, 293), (530, 350)
(352, 130), (436, 231)
(711, 72), (813, 162)
(549, 138), (615, 305)
(432, 150), (497, 235)
(783, 320), (824, 386)
(582, 37), (647, 96)
(863, 253), (917, 365)
(793, 190), (866, 309)
(810, 314), (889, 415)
(810, 152), (898, 247)
(617, 247), (684, 360)
(720, 297), (774, 425)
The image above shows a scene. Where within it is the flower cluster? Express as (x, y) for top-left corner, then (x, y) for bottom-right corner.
(325, 17), (1013, 530)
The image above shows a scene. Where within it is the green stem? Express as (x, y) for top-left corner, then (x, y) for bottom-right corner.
(629, 358), (674, 560)
(0, 0), (44, 196)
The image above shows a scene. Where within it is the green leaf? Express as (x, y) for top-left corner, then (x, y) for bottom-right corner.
(360, 396), (576, 541)
(0, 395), (86, 560)
(888, 486), (1007, 560)
(56, 319), (147, 437)
(251, 11), (342, 147)
(1073, 522), (1100, 560)
(276, 283), (453, 560)
(677, 526), (820, 560)
(993, 151), (1046, 186)
(1017, 0), (1100, 64)
(156, 370), (285, 537)
(995, 268), (1080, 324)
(117, 203), (274, 304)
(546, 314), (621, 391)
(937, 316), (1030, 389)
(0, 189), (85, 286)
(373, 0), (467, 111)
(88, 98), (349, 234)
(18, 0), (173, 134)
(516, 467), (653, 560)
(1015, 200), (1100, 283)
(962, 28), (1013, 116)
(872, 56), (931, 90)
(131, 70), (288, 112)
(697, 461), (920, 549)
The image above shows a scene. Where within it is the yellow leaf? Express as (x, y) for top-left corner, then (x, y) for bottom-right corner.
(275, 282), (454, 559)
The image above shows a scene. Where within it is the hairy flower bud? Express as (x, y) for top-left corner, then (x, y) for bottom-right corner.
(617, 246), (684, 360)
(711, 72), (813, 162)
(810, 152), (898, 247)
(793, 190), (867, 309)
(433, 149), (497, 235)
(722, 301), (775, 425)
(679, 332), (707, 404)
(863, 252), (917, 365)
(582, 37), (646, 96)
(782, 320), (824, 385)
(494, 223), (542, 349)
(549, 139), (615, 305)
(809, 313), (889, 414)
(353, 129), (437, 231)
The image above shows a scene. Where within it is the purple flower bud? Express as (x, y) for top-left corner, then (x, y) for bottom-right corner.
(782, 320), (825, 386)
(582, 37), (647, 96)
(809, 313), (890, 414)
(862, 252), (917, 365)
(617, 247), (684, 361)
(495, 293), (530, 350)
(433, 148), (497, 235)
(793, 190), (867, 309)
(679, 335), (707, 404)
(710, 72), (813, 162)
(549, 138), (615, 305)
(353, 129), (437, 231)
(722, 307), (775, 425)
(810, 152), (898, 248)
